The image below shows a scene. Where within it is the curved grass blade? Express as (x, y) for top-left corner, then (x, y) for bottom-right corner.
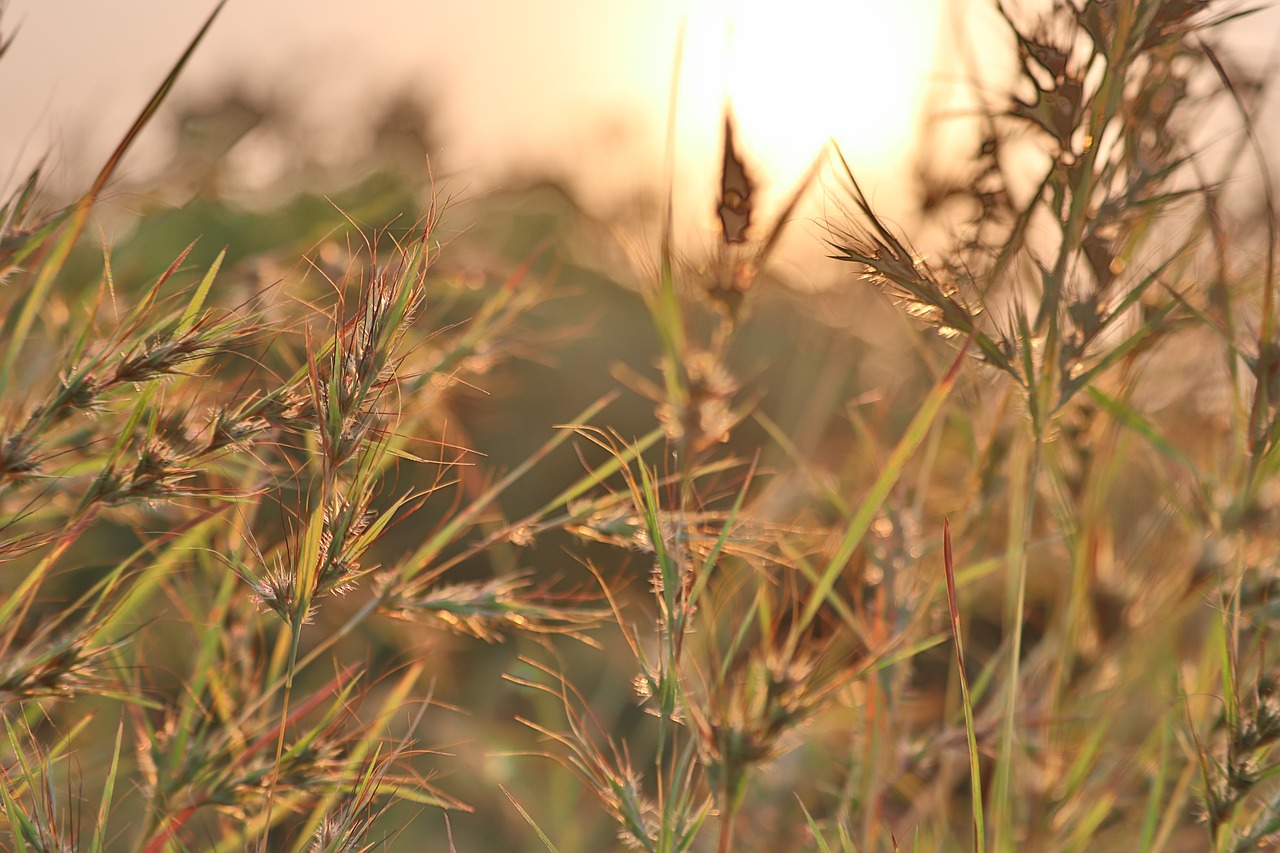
(1, 1), (228, 389)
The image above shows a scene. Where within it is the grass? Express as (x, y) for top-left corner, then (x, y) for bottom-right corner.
(3, 0), (1280, 850)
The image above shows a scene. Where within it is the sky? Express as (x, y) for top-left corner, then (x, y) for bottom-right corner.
(2, 1), (1276, 279)
(0, 2), (946, 238)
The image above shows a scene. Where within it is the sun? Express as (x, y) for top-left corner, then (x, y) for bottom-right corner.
(668, 0), (942, 235)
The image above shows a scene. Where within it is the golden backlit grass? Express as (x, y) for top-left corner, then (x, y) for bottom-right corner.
(2, 2), (1279, 851)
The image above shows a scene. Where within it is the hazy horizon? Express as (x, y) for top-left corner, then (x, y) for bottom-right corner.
(4, 1), (1277, 282)
(1, 1), (946, 270)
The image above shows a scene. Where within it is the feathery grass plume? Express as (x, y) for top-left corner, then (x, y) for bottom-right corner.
(833, 1), (1256, 423)
(705, 111), (821, 329)
(371, 393), (629, 645)
(1192, 581), (1280, 849)
(281, 255), (424, 622)
(0, 167), (46, 287)
(131, 662), (465, 850)
(685, 577), (870, 853)
(0, 562), (132, 706)
(529, 418), (945, 851)
(828, 0), (1273, 847)
(0, 245), (261, 496)
(508, 656), (702, 851)
(636, 105), (816, 457)
(306, 742), (425, 853)
(505, 431), (743, 850)
(379, 571), (606, 643)
(0, 18), (604, 847)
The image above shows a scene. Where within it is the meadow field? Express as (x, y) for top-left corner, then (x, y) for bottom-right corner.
(2, 2), (1279, 851)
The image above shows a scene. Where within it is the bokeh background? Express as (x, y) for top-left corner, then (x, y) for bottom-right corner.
(4, 1), (940, 209)
(7, 0), (1279, 274)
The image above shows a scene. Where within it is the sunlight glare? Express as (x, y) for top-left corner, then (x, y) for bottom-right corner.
(670, 0), (941, 232)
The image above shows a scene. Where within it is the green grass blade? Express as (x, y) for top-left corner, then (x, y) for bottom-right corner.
(89, 721), (126, 853)
(0, 1), (227, 389)
(944, 521), (986, 853)
(800, 340), (969, 633)
(501, 785), (561, 852)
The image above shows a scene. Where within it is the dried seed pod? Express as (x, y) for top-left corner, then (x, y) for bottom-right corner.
(717, 115), (754, 245)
